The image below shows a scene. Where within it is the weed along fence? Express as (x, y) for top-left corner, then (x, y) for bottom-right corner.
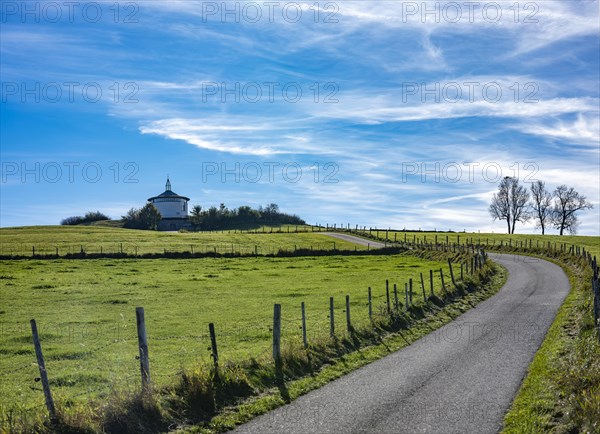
(591, 256), (600, 341)
(1, 240), (392, 259)
(2, 242), (350, 259)
(3, 250), (491, 428)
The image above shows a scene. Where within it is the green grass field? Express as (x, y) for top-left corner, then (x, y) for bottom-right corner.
(0, 252), (455, 416)
(360, 230), (600, 258)
(0, 225), (364, 256)
(3, 225), (595, 432)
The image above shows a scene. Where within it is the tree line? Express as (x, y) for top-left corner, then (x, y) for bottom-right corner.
(62, 203), (304, 231)
(489, 177), (593, 234)
(188, 202), (305, 230)
(60, 211), (110, 226)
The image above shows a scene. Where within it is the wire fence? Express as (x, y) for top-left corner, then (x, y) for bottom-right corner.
(1, 248), (485, 429)
(3, 235), (597, 431)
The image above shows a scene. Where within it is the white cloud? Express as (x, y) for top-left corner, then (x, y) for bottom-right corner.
(518, 113), (600, 147)
(312, 96), (598, 123)
(139, 118), (342, 156)
(334, 1), (599, 55)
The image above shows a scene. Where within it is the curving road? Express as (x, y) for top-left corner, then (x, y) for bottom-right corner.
(232, 251), (569, 434)
(322, 232), (387, 248)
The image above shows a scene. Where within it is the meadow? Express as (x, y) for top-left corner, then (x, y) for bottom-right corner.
(2, 225), (595, 432)
(0, 225), (366, 257)
(0, 252), (454, 416)
(359, 229), (600, 258)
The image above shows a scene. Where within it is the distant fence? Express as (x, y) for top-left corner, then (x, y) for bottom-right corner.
(358, 228), (600, 343)
(0, 224), (384, 258)
(1, 248), (488, 427)
(4, 223), (589, 259)
(0, 245), (403, 260)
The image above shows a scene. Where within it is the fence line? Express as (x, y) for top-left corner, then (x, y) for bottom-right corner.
(4, 239), (598, 428)
(3, 247), (486, 426)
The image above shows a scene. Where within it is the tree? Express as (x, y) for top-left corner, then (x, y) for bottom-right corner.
(489, 177), (530, 234)
(508, 178), (530, 234)
(262, 203), (280, 223)
(530, 180), (553, 235)
(236, 205), (259, 224)
(190, 205), (203, 229)
(552, 185), (593, 235)
(122, 204), (162, 230)
(138, 203), (162, 230)
(489, 178), (511, 234)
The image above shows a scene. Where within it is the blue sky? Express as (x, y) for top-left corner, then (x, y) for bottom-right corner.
(1, 1), (599, 234)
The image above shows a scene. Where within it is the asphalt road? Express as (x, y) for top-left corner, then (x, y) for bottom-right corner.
(232, 252), (569, 434)
(322, 232), (387, 248)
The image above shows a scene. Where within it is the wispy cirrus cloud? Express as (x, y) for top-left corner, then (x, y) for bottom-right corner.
(518, 114), (600, 148)
(139, 117), (344, 156)
(310, 96), (598, 124)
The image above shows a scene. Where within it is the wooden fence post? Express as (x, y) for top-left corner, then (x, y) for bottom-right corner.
(30, 319), (57, 422)
(346, 295), (352, 333)
(368, 287), (372, 321)
(209, 323), (219, 372)
(273, 304), (282, 380)
(420, 273), (426, 301)
(386, 280), (391, 314)
(301, 302), (308, 349)
(439, 269), (446, 293)
(404, 283), (409, 311)
(136, 307), (151, 392)
(329, 297), (335, 338)
(448, 259), (457, 288)
(394, 284), (399, 311)
(592, 279), (598, 331)
(409, 279), (413, 305)
(429, 269), (434, 297)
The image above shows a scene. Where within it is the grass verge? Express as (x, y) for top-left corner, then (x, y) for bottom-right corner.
(502, 253), (600, 434)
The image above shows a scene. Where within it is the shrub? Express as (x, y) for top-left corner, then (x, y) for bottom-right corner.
(60, 211), (110, 225)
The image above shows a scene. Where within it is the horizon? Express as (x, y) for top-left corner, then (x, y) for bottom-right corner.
(1, 1), (599, 235)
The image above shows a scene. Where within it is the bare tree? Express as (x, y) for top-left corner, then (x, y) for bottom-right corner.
(530, 180), (553, 235)
(552, 185), (593, 235)
(509, 178), (530, 233)
(489, 177), (530, 234)
(490, 177), (511, 234)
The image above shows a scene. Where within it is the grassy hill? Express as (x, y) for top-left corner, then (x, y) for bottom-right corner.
(0, 225), (365, 256)
(359, 229), (600, 258)
(0, 252), (458, 417)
